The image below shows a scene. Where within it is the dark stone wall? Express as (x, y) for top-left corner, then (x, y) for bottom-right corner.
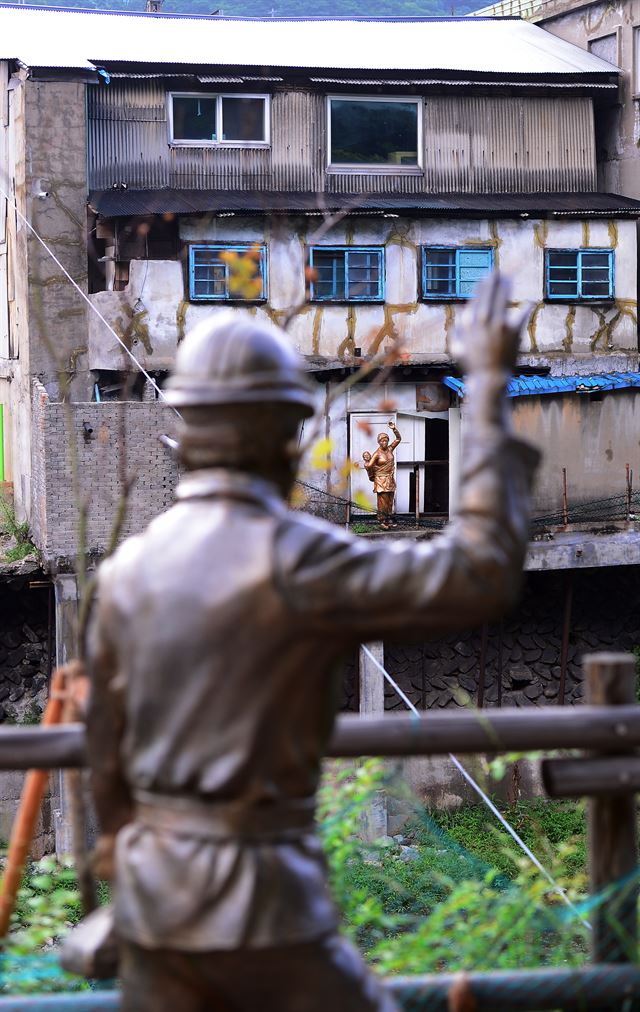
(342, 566), (640, 713)
(0, 575), (52, 722)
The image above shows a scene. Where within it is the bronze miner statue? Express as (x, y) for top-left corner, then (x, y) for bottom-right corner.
(77, 276), (537, 1011)
(362, 420), (402, 528)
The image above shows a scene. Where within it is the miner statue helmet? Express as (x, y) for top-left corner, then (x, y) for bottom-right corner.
(165, 314), (316, 483)
(166, 313), (316, 415)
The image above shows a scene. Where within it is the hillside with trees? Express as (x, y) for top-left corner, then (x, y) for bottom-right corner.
(18, 0), (479, 20)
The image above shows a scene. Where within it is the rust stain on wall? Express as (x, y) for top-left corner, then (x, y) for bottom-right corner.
(607, 221), (619, 248)
(489, 221), (502, 269)
(563, 305), (576, 352)
(581, 221), (590, 247)
(385, 222), (414, 250)
(444, 303), (455, 355)
(366, 302), (420, 356)
(526, 302), (543, 353)
(533, 222), (548, 249)
(48, 187), (84, 232)
(311, 307), (323, 356)
(67, 344), (87, 378)
(115, 303), (153, 356)
(590, 308), (612, 352)
(366, 306), (399, 356)
(337, 306), (356, 358)
(581, 3), (616, 38)
(176, 300), (188, 343)
(588, 300), (637, 351)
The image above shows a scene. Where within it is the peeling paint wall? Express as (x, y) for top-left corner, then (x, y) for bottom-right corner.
(512, 389), (640, 513)
(88, 82), (597, 194)
(87, 214), (638, 372)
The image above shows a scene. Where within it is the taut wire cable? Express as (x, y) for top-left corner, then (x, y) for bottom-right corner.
(0, 180), (179, 416)
(361, 644), (592, 930)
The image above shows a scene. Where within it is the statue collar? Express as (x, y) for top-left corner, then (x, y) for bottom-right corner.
(175, 469), (285, 513)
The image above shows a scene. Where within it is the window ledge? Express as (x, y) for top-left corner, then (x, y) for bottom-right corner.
(309, 299), (385, 305)
(544, 299), (616, 306)
(326, 165), (423, 176)
(189, 298), (268, 305)
(170, 141), (270, 149)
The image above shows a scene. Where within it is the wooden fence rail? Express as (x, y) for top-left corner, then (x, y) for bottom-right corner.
(0, 652), (636, 1011)
(3, 703), (640, 769)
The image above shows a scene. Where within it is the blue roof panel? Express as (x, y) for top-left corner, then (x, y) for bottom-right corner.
(442, 372), (640, 398)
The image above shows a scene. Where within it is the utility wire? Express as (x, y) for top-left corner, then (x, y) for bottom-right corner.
(361, 644), (592, 930)
(0, 181), (179, 416)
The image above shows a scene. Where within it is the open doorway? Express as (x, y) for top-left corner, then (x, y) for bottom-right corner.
(349, 411), (450, 517)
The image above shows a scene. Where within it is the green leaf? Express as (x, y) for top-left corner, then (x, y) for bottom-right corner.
(30, 875), (53, 892)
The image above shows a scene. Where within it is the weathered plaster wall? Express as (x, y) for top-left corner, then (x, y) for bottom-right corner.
(31, 381), (178, 563)
(512, 389), (640, 512)
(0, 69), (31, 517)
(25, 80), (90, 399)
(533, 0), (639, 198)
(87, 215), (638, 373)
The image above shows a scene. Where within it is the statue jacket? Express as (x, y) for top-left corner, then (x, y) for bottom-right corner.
(87, 405), (538, 953)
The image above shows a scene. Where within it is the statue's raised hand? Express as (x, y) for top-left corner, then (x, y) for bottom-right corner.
(451, 273), (529, 376)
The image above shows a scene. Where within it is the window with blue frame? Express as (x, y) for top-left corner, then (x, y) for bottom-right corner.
(188, 244), (267, 301)
(308, 247), (384, 302)
(422, 247), (494, 299)
(545, 249), (614, 301)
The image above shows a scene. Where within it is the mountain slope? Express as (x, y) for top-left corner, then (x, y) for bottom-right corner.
(10, 0), (479, 22)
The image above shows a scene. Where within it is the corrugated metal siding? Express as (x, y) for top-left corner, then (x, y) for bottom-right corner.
(88, 83), (596, 195)
(271, 91), (323, 192)
(423, 95), (596, 193)
(88, 80), (170, 189)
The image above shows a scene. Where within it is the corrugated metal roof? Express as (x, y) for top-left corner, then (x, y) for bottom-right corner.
(443, 373), (640, 398)
(0, 4), (621, 76)
(309, 76), (615, 87)
(88, 188), (640, 218)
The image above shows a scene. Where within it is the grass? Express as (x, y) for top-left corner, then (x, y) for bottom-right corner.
(424, 798), (587, 879)
(0, 494), (37, 564)
(0, 791), (592, 991)
(319, 762), (590, 974)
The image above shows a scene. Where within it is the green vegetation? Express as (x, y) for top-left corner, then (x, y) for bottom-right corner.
(4, 765), (589, 992)
(427, 797), (587, 878)
(0, 495), (37, 564)
(318, 760), (589, 974)
(3, 858), (90, 994)
(2, 857), (111, 994)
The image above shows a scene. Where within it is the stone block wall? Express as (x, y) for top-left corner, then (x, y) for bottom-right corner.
(31, 382), (179, 564)
(377, 565), (640, 712)
(0, 574), (54, 855)
(0, 574), (51, 723)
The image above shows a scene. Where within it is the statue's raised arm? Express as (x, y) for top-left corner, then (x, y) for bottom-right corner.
(388, 420), (401, 451)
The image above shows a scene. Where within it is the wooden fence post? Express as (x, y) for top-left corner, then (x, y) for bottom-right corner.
(586, 653), (638, 979)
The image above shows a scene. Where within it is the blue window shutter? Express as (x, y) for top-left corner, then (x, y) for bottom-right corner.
(422, 247), (492, 299)
(457, 249), (493, 296)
